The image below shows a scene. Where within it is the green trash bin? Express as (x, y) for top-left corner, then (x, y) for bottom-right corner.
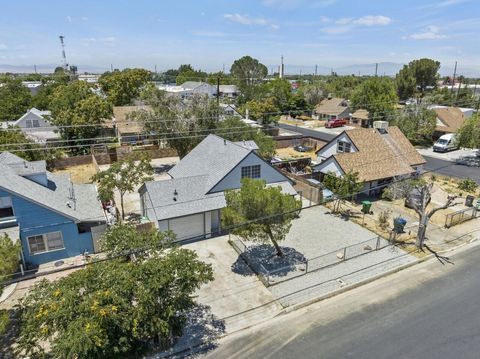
(361, 201), (372, 214)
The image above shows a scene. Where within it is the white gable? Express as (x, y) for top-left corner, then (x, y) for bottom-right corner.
(15, 109), (52, 129)
(209, 152), (288, 193)
(312, 157), (344, 177)
(316, 132), (357, 162)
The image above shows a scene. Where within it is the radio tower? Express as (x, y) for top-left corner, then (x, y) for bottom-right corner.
(59, 35), (69, 71)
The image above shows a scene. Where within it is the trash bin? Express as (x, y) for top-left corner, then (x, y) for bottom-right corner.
(393, 217), (407, 233)
(361, 200), (372, 214)
(465, 195), (475, 207)
(476, 199), (480, 210)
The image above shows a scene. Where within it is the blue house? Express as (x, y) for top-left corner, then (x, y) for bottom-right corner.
(0, 152), (106, 267)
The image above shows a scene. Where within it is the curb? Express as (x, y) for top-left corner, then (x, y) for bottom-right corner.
(149, 236), (480, 358)
(0, 282), (18, 305)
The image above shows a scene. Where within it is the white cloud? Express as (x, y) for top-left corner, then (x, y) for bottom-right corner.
(66, 15), (72, 23)
(311, 0), (337, 7)
(224, 13), (268, 26)
(322, 15), (392, 34)
(353, 15), (392, 26)
(319, 16), (331, 24)
(409, 25), (447, 40)
(81, 16), (88, 21)
(80, 37), (117, 46)
(0, 43), (7, 50)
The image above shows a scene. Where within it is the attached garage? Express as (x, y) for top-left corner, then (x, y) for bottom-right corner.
(160, 213), (205, 241)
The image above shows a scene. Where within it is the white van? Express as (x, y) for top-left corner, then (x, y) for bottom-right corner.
(433, 133), (458, 152)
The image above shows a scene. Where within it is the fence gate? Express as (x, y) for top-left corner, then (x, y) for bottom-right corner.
(445, 207), (478, 228)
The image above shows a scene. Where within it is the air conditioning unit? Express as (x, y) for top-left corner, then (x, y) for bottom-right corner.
(373, 121), (389, 130)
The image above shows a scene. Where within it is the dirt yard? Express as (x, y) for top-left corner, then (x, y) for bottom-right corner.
(275, 147), (317, 161)
(53, 163), (98, 184)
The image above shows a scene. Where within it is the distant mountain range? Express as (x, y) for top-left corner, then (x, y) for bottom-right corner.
(2, 61), (479, 77)
(281, 62), (480, 78)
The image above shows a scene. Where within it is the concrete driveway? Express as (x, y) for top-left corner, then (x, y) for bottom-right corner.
(184, 236), (282, 333)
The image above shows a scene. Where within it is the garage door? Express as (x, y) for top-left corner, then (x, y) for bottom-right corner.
(168, 213), (204, 241)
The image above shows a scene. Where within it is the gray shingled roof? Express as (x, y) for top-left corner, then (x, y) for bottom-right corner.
(168, 134), (254, 192)
(0, 152), (105, 222)
(234, 140), (259, 151)
(141, 175), (226, 221)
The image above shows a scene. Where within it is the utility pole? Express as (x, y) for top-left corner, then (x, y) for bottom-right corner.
(314, 64), (318, 78)
(154, 64), (157, 74)
(34, 64), (37, 74)
(59, 35), (69, 72)
(375, 63), (378, 77)
(451, 61), (457, 93)
(110, 64), (113, 72)
(216, 76), (220, 121)
(279, 55), (284, 79)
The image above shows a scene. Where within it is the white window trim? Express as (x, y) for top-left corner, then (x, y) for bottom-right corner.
(27, 231), (65, 255)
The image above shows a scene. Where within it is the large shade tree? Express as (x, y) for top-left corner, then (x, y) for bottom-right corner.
(222, 178), (302, 257)
(15, 224), (213, 358)
(230, 56), (268, 102)
(49, 80), (112, 145)
(99, 68), (151, 106)
(0, 78), (32, 121)
(350, 77), (398, 124)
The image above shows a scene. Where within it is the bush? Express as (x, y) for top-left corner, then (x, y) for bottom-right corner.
(0, 310), (9, 335)
(458, 178), (477, 193)
(377, 210), (391, 231)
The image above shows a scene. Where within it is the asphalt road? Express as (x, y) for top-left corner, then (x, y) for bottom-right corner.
(423, 156), (480, 184)
(278, 123), (480, 182)
(202, 244), (480, 359)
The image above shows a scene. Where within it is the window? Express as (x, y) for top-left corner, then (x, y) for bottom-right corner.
(32, 119), (40, 127)
(337, 141), (351, 153)
(0, 196), (14, 219)
(26, 120), (33, 128)
(241, 165), (261, 179)
(27, 231), (64, 254)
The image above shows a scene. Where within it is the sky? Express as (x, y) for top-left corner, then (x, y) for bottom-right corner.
(0, 0), (479, 75)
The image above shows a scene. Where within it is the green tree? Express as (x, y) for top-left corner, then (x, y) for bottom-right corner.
(298, 81), (326, 108)
(408, 58), (440, 93)
(217, 117), (276, 159)
(91, 154), (153, 220)
(99, 68), (152, 106)
(230, 56), (268, 102)
(350, 77), (398, 124)
(176, 68), (207, 85)
(0, 127), (51, 161)
(396, 65), (417, 100)
(0, 78), (32, 121)
(326, 75), (363, 99)
(456, 114), (480, 149)
(222, 178), (302, 257)
(0, 234), (20, 296)
(138, 87), (219, 158)
(394, 106), (437, 142)
(15, 224), (213, 358)
(49, 80), (112, 144)
(243, 97), (279, 123)
(323, 171), (363, 213)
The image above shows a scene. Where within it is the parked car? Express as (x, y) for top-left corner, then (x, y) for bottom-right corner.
(294, 145), (313, 152)
(325, 118), (347, 128)
(433, 133), (458, 152)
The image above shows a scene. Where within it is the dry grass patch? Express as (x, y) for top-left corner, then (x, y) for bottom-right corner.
(53, 163), (98, 184)
(275, 147), (317, 161)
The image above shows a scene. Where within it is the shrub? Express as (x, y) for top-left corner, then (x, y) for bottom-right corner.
(0, 310), (9, 335)
(377, 210), (391, 231)
(458, 178), (477, 193)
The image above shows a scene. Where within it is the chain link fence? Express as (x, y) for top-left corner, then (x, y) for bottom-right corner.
(229, 234), (393, 287)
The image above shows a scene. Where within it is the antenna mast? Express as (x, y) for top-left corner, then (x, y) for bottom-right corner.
(59, 35), (68, 71)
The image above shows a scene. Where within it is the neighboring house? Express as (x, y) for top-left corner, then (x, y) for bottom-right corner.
(313, 97), (350, 121)
(0, 152), (106, 266)
(430, 106), (473, 138)
(218, 85), (238, 99)
(21, 81), (43, 96)
(179, 81), (217, 98)
(7, 108), (61, 143)
(139, 135), (296, 240)
(220, 103), (241, 117)
(113, 106), (152, 144)
(312, 123), (425, 196)
(349, 109), (370, 128)
(78, 74), (101, 83)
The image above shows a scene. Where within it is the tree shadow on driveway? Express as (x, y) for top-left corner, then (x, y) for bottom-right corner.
(231, 244), (306, 278)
